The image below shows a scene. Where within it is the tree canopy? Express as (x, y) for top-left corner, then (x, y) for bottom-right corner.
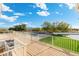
(9, 24), (27, 31)
(42, 21), (70, 32)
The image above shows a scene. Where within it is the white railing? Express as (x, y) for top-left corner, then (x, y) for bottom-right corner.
(0, 32), (79, 56)
(0, 45), (26, 56)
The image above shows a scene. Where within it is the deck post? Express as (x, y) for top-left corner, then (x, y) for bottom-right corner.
(23, 46), (25, 56)
(30, 31), (32, 43)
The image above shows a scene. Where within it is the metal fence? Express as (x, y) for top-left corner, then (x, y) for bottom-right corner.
(31, 32), (79, 54)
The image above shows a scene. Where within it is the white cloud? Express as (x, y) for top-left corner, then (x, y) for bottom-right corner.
(29, 12), (32, 14)
(55, 11), (63, 15)
(21, 22), (28, 25)
(59, 4), (63, 7)
(0, 22), (5, 25)
(1, 14), (19, 22)
(33, 5), (36, 8)
(0, 4), (13, 12)
(37, 11), (50, 16)
(72, 25), (79, 29)
(12, 22), (28, 27)
(66, 3), (76, 10)
(36, 3), (48, 10)
(35, 3), (50, 16)
(56, 12), (59, 14)
(14, 13), (25, 16)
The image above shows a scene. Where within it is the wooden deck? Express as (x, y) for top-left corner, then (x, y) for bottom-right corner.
(26, 41), (69, 56)
(0, 32), (78, 56)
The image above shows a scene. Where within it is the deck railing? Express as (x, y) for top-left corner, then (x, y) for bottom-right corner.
(0, 32), (79, 56)
(31, 32), (79, 55)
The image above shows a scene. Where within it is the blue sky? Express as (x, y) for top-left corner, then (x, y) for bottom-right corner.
(0, 3), (79, 28)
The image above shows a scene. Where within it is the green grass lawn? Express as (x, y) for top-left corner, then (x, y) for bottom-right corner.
(39, 36), (79, 52)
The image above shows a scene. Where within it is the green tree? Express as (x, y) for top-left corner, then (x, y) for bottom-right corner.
(9, 24), (27, 31)
(51, 22), (58, 32)
(32, 28), (41, 32)
(57, 21), (70, 32)
(42, 21), (70, 32)
(42, 21), (52, 32)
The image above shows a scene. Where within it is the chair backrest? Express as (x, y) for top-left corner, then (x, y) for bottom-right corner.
(5, 40), (14, 47)
(0, 41), (5, 53)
